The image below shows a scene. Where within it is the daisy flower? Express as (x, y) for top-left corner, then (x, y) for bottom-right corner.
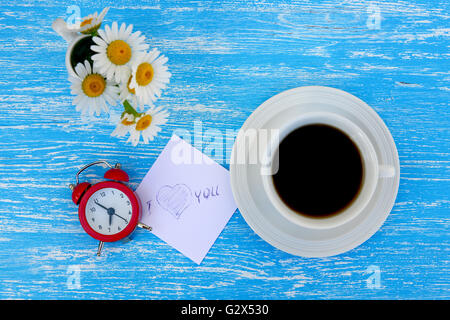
(69, 60), (119, 116)
(91, 22), (148, 84)
(111, 112), (135, 138)
(118, 67), (145, 111)
(128, 48), (171, 105)
(127, 106), (169, 146)
(74, 7), (109, 35)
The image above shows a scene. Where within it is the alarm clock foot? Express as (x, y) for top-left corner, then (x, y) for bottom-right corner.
(138, 222), (152, 232)
(97, 241), (104, 256)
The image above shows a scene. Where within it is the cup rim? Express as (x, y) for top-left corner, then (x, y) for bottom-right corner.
(261, 111), (379, 230)
(65, 34), (90, 78)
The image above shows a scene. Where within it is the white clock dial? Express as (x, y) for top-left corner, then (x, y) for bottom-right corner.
(85, 187), (133, 235)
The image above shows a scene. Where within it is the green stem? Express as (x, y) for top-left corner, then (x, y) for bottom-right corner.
(123, 100), (141, 118)
(89, 29), (99, 37)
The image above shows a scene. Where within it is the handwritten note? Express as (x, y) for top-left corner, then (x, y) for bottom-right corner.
(136, 135), (237, 264)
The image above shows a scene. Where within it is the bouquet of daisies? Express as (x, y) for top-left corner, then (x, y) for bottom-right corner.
(67, 7), (171, 146)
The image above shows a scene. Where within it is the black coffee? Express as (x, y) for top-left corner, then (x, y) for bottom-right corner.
(70, 36), (96, 70)
(272, 124), (363, 218)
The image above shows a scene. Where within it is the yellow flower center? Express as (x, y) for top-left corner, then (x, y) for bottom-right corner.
(127, 76), (136, 94)
(121, 117), (135, 126)
(136, 114), (152, 131)
(80, 18), (93, 27)
(107, 40), (132, 66)
(135, 62), (154, 86)
(81, 74), (106, 97)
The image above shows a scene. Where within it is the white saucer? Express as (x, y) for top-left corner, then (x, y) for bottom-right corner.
(230, 86), (400, 257)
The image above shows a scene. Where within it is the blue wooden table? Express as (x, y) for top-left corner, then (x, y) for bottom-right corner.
(0, 0), (449, 299)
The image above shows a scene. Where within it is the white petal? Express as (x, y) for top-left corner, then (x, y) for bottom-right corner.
(74, 63), (86, 78)
(97, 29), (109, 44)
(112, 21), (119, 39)
(119, 23), (126, 37)
(90, 45), (104, 53)
(104, 24), (112, 42)
(123, 24), (133, 38)
(84, 60), (92, 74)
(99, 7), (109, 20)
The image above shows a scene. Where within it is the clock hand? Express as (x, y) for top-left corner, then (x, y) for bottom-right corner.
(94, 200), (109, 211)
(93, 200), (127, 224)
(94, 200), (114, 226)
(112, 212), (128, 223)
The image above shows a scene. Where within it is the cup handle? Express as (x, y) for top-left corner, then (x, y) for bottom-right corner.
(52, 18), (78, 43)
(379, 164), (396, 178)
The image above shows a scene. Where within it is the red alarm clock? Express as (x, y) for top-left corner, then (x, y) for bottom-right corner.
(69, 160), (151, 256)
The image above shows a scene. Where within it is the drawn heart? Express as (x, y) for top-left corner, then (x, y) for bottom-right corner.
(156, 184), (193, 219)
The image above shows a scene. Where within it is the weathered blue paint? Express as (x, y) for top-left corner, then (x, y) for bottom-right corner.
(0, 0), (448, 299)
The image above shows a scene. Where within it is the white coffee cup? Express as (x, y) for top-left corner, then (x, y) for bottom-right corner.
(52, 18), (89, 77)
(261, 111), (395, 230)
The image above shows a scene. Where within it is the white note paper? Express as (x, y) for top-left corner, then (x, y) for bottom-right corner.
(136, 135), (237, 264)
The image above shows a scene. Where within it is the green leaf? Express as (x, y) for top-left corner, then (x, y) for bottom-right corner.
(123, 100), (141, 118)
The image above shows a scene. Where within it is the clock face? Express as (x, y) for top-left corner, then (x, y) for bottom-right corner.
(85, 187), (133, 235)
